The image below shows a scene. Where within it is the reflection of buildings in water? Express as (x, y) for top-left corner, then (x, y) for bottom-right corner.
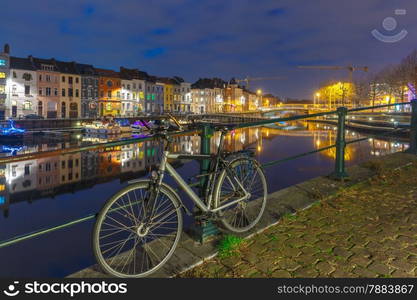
(145, 140), (162, 167)
(59, 153), (81, 185)
(313, 124), (408, 160)
(37, 156), (60, 192)
(0, 130), (281, 212)
(169, 134), (200, 155)
(368, 138), (408, 156)
(313, 125), (356, 161)
(98, 146), (121, 178)
(218, 127), (263, 153)
(81, 151), (99, 180)
(121, 143), (146, 173)
(0, 165), (9, 215)
(5, 159), (37, 194)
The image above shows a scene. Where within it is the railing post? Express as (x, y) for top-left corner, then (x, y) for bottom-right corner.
(407, 99), (417, 154)
(190, 124), (219, 243)
(199, 124), (213, 188)
(331, 106), (349, 180)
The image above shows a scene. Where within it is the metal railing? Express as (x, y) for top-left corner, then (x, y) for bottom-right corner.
(0, 100), (415, 250)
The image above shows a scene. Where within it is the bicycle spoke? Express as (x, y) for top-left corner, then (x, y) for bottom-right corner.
(95, 183), (182, 277)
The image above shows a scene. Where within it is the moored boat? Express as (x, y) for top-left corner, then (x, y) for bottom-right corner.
(0, 120), (26, 140)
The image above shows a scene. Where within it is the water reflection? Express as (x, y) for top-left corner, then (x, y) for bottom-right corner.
(311, 123), (408, 160)
(0, 124), (409, 218)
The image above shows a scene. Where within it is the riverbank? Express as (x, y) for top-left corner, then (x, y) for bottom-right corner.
(180, 152), (417, 278)
(69, 151), (417, 278)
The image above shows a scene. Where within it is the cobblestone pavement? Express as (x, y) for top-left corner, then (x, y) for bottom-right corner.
(180, 162), (417, 278)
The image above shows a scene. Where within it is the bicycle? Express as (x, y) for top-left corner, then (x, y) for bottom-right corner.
(92, 117), (268, 277)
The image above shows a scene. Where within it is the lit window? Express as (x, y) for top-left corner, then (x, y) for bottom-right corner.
(0, 72), (6, 79)
(0, 59), (5, 66)
(23, 101), (32, 110)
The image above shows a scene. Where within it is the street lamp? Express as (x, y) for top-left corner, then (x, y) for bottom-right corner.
(314, 92), (321, 108)
(256, 89), (263, 109)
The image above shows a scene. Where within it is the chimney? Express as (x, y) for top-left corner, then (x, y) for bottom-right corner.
(3, 44), (10, 54)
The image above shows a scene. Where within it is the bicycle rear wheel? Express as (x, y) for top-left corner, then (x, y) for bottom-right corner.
(213, 157), (267, 233)
(93, 181), (182, 278)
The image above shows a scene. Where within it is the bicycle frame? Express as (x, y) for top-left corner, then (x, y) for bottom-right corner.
(158, 151), (250, 213)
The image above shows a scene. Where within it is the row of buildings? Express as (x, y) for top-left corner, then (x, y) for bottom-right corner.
(0, 44), (280, 120)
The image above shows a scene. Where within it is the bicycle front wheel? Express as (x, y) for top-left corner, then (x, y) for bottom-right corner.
(93, 181), (182, 278)
(214, 157), (267, 233)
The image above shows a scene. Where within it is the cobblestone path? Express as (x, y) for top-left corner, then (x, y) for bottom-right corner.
(180, 162), (417, 278)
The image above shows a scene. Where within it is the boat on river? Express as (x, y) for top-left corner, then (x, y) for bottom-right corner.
(0, 120), (26, 140)
(83, 121), (122, 135)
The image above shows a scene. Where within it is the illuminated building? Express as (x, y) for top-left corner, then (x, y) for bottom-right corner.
(31, 56), (61, 119)
(119, 67), (148, 115)
(180, 82), (192, 112)
(96, 68), (121, 117)
(224, 78), (244, 112)
(172, 77), (182, 113)
(145, 77), (163, 114)
(0, 44), (9, 120)
(76, 63), (99, 118)
(7, 56), (37, 118)
(191, 78), (227, 113)
(158, 77), (174, 112)
(56, 60), (81, 118)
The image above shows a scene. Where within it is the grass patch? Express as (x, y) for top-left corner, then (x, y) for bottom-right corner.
(267, 234), (278, 241)
(217, 235), (244, 259)
(283, 213), (297, 221)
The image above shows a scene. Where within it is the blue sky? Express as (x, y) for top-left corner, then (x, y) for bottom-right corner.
(1, 0), (417, 99)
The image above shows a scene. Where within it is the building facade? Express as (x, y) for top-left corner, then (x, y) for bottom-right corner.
(32, 57), (60, 119)
(158, 78), (173, 112)
(8, 56), (37, 118)
(96, 69), (121, 117)
(121, 78), (135, 116)
(180, 82), (192, 113)
(57, 61), (81, 118)
(144, 77), (163, 114)
(119, 67), (148, 115)
(0, 44), (10, 119)
(191, 78), (226, 114)
(76, 63), (99, 118)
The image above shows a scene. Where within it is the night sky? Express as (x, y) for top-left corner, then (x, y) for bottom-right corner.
(1, 0), (417, 99)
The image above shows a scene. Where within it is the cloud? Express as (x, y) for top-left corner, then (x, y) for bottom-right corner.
(143, 47), (167, 58)
(266, 7), (286, 17)
(1, 0), (417, 98)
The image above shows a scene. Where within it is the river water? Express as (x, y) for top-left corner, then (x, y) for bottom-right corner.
(0, 121), (409, 277)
